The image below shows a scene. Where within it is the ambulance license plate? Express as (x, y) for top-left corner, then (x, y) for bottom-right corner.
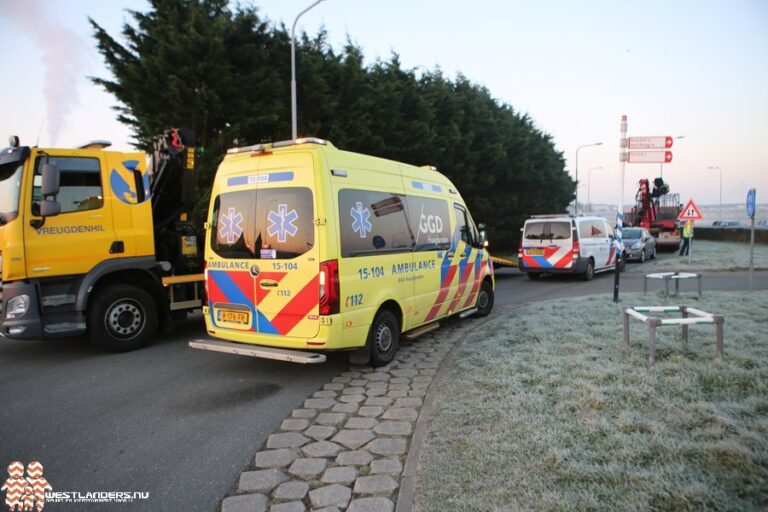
(526, 249), (544, 256)
(219, 310), (249, 325)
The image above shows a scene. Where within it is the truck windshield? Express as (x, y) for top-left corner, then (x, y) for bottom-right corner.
(0, 162), (23, 224)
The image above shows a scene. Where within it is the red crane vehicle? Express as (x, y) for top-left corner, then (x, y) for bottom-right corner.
(624, 177), (682, 250)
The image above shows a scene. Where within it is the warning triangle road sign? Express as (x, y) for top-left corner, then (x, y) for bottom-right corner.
(678, 198), (704, 221)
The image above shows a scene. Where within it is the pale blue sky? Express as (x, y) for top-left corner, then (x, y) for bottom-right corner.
(1, 0), (766, 206)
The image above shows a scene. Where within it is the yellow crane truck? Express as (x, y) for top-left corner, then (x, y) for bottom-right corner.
(0, 129), (203, 351)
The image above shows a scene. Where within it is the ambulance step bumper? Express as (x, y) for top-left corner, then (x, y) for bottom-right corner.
(189, 339), (327, 364)
(459, 308), (478, 319)
(403, 322), (440, 340)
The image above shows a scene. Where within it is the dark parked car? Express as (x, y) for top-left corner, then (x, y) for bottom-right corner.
(623, 228), (656, 262)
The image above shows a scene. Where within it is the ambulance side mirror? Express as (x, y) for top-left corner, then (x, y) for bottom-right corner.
(477, 223), (488, 248)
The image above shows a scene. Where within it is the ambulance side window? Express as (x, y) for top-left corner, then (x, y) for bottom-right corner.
(32, 156), (102, 215)
(339, 189), (413, 257)
(454, 204), (473, 245)
(407, 196), (450, 252)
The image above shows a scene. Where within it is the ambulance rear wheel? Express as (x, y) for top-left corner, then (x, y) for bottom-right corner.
(368, 310), (400, 367)
(89, 285), (158, 353)
(474, 281), (494, 317)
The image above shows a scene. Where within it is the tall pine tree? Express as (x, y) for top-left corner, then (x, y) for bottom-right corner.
(91, 0), (574, 248)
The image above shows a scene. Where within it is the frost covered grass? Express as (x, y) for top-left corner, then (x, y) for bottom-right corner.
(414, 291), (768, 511)
(626, 240), (767, 272)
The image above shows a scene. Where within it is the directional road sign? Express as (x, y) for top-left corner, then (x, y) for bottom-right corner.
(627, 151), (673, 164)
(746, 188), (756, 218)
(628, 136), (673, 150)
(678, 198), (704, 221)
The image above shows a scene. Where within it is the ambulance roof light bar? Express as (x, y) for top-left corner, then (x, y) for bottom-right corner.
(227, 137), (329, 155)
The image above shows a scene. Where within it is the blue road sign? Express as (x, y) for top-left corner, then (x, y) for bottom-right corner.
(746, 188), (756, 218)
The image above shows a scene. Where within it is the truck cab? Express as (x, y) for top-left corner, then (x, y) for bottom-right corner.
(0, 131), (202, 351)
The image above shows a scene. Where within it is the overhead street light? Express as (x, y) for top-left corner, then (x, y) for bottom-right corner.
(291, 0), (326, 141)
(587, 166), (603, 213)
(708, 166), (723, 222)
(574, 142), (603, 215)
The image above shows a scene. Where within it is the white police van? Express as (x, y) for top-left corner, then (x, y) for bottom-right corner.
(518, 215), (622, 280)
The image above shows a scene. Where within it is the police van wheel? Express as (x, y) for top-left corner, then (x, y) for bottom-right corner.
(474, 281), (494, 317)
(527, 272), (541, 280)
(89, 285), (158, 353)
(582, 259), (595, 281)
(368, 310), (400, 367)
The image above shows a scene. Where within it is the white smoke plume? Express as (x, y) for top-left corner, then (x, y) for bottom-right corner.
(1, 0), (89, 145)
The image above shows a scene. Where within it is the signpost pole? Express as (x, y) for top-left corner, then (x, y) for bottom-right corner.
(688, 221), (693, 265)
(749, 216), (755, 290)
(613, 115), (627, 303)
(747, 188), (756, 291)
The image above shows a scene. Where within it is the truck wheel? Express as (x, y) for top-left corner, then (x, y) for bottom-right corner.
(582, 259), (595, 281)
(367, 310), (399, 367)
(474, 280), (494, 317)
(89, 284), (158, 352)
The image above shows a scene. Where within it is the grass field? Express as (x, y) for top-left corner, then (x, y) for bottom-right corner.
(414, 291), (768, 511)
(627, 240), (768, 272)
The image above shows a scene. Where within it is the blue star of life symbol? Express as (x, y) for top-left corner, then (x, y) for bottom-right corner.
(351, 201), (372, 238)
(219, 207), (243, 244)
(267, 204), (299, 243)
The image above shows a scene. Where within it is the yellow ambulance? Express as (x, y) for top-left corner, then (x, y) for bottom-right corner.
(192, 138), (494, 366)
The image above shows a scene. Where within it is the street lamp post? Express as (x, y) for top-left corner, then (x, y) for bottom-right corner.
(587, 166), (603, 213)
(659, 135), (685, 179)
(708, 166), (723, 222)
(291, 0), (326, 141)
(574, 142), (603, 215)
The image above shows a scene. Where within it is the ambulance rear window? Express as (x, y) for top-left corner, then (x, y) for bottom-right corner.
(524, 221), (572, 240)
(210, 188), (314, 259)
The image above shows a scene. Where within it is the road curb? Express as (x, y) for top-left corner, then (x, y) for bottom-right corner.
(396, 309), (512, 512)
(217, 315), (487, 512)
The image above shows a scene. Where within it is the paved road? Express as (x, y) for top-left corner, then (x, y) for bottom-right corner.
(1, 254), (765, 511)
(0, 319), (347, 512)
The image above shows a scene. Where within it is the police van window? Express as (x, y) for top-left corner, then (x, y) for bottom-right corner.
(32, 157), (102, 214)
(579, 220), (606, 239)
(211, 187), (314, 259)
(525, 221), (572, 240)
(407, 196), (450, 252)
(339, 189), (413, 257)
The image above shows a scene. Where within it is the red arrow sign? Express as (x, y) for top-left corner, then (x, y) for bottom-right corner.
(627, 151), (673, 163)
(678, 198), (704, 220)
(628, 136), (673, 150)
